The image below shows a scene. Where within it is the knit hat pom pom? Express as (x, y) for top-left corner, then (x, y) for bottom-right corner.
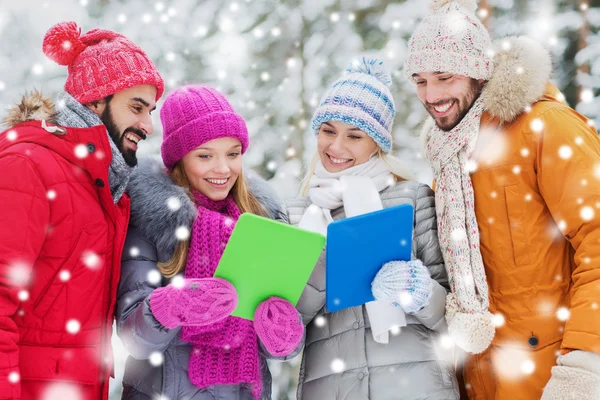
(447, 311), (495, 354)
(43, 21), (86, 66)
(431, 0), (477, 12)
(346, 57), (392, 87)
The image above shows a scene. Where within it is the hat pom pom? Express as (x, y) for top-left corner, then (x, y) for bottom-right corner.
(431, 0), (477, 12)
(43, 21), (86, 66)
(346, 57), (392, 87)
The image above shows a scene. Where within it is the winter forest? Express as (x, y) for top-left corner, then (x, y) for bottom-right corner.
(1, 0), (600, 398)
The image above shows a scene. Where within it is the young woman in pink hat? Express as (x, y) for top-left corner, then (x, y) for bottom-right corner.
(115, 85), (304, 400)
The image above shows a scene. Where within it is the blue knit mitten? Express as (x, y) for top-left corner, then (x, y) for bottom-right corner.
(371, 260), (433, 314)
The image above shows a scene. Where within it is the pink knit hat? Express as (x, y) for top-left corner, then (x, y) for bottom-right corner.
(43, 21), (164, 104)
(160, 85), (249, 170)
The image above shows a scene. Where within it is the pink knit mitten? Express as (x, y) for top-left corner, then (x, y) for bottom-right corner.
(150, 278), (237, 329)
(253, 297), (303, 357)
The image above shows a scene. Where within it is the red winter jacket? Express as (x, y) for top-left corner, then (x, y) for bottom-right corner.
(0, 94), (130, 400)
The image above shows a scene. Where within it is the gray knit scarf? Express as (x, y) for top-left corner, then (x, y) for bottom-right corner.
(54, 92), (133, 203)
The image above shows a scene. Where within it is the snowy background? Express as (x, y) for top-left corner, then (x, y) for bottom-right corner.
(1, 0), (599, 398)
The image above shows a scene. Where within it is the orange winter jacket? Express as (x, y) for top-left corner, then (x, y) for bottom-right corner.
(455, 37), (600, 399)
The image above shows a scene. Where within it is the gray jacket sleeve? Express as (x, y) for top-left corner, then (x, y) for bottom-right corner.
(295, 248), (326, 325)
(115, 225), (181, 360)
(411, 183), (449, 332)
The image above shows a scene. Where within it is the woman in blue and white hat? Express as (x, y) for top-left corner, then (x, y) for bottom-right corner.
(286, 58), (460, 399)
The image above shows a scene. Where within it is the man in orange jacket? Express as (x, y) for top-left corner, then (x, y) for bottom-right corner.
(0, 22), (163, 399)
(405, 0), (600, 399)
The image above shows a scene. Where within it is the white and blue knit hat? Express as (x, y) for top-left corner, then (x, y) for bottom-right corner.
(311, 58), (395, 153)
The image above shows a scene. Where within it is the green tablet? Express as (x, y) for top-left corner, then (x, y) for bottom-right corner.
(213, 213), (326, 320)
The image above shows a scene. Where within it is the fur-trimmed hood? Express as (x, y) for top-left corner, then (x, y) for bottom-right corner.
(2, 90), (57, 129)
(419, 36), (554, 144)
(127, 157), (287, 258)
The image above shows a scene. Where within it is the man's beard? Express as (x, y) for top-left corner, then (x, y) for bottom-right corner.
(426, 79), (484, 132)
(100, 103), (145, 167)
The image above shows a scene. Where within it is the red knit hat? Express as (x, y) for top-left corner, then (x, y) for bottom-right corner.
(42, 21), (164, 104)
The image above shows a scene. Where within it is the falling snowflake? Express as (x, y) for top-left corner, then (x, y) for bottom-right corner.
(512, 166), (521, 174)
(348, 13), (356, 21)
(175, 226), (190, 240)
(130, 247), (140, 257)
(556, 307), (570, 321)
(580, 206), (594, 221)
(530, 119), (544, 133)
(490, 191), (497, 198)
(582, 179), (588, 186)
(314, 316), (326, 327)
(521, 360), (536, 375)
(390, 325), (401, 335)
(149, 352), (164, 366)
(266, 161), (277, 171)
(492, 313), (505, 327)
(286, 147), (297, 157)
(41, 382), (83, 400)
(557, 220), (567, 231)
(450, 229), (467, 242)
(466, 160), (478, 172)
(558, 145), (572, 159)
(575, 137), (584, 146)
(525, 194), (532, 201)
(224, 217), (234, 226)
(7, 262), (31, 286)
(66, 319), (81, 334)
(398, 292), (413, 307)
(74, 144), (88, 159)
(147, 270), (162, 285)
(440, 334), (454, 349)
(82, 251), (101, 269)
(47, 190), (57, 200)
(171, 275), (185, 289)
(271, 27), (281, 37)
(8, 371), (19, 383)
(32, 64), (44, 75)
(6, 130), (17, 141)
(0, 81), (5, 91)
(330, 12), (340, 22)
(18, 290), (29, 301)
(330, 358), (346, 373)
(581, 89), (594, 103)
(488, 217), (495, 224)
(520, 148), (530, 157)
(592, 303), (598, 310)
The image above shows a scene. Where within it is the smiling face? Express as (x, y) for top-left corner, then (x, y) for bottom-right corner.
(181, 137), (243, 201)
(413, 72), (484, 132)
(316, 120), (379, 172)
(87, 84), (157, 166)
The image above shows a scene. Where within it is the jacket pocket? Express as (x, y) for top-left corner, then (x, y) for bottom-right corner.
(504, 185), (531, 267)
(32, 231), (91, 318)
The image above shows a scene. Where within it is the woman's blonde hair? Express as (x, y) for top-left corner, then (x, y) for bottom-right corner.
(299, 148), (414, 196)
(158, 162), (268, 278)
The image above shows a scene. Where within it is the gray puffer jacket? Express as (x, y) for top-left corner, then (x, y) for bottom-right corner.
(116, 158), (302, 400)
(286, 180), (459, 400)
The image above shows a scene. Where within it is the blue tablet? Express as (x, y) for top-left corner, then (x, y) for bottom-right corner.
(325, 204), (414, 312)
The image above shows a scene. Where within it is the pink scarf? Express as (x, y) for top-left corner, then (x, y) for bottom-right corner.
(181, 191), (262, 399)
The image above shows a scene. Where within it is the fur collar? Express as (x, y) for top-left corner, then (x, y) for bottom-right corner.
(127, 157), (287, 257)
(419, 36), (553, 146)
(2, 90), (57, 128)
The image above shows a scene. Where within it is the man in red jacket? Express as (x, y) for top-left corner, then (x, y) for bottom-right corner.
(0, 22), (163, 400)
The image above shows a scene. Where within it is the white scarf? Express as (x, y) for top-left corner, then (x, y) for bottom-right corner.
(299, 157), (407, 343)
(424, 97), (495, 354)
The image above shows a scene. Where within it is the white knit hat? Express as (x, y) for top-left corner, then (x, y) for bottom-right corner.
(404, 0), (494, 80)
